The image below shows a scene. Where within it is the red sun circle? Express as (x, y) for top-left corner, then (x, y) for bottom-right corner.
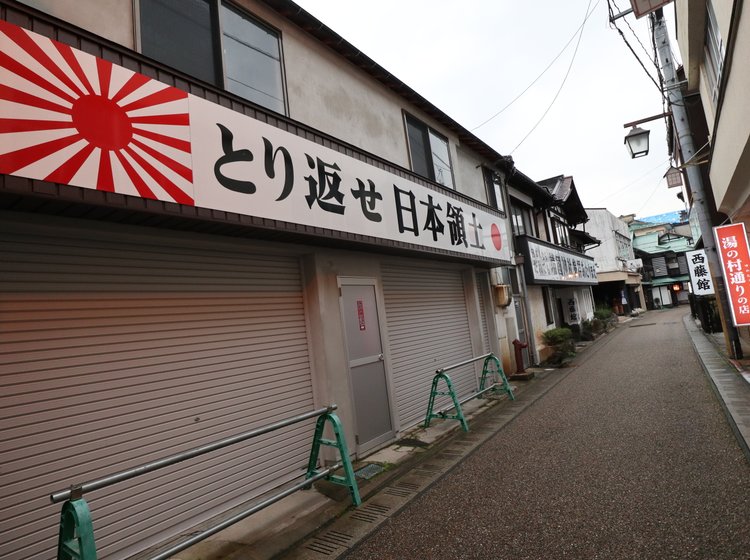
(491, 223), (503, 251)
(71, 95), (132, 150)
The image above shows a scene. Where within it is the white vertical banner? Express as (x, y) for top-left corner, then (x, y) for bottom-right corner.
(686, 249), (715, 295)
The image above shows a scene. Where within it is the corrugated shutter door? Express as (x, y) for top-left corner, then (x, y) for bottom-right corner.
(0, 216), (314, 560)
(382, 263), (476, 429)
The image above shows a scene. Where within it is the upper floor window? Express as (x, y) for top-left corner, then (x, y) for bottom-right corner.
(139, 0), (285, 114)
(510, 199), (533, 237)
(483, 168), (506, 214)
(704, 0), (724, 104)
(404, 114), (454, 188)
(552, 218), (569, 247)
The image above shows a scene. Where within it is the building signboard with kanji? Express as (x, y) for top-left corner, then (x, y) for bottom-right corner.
(0, 20), (510, 263)
(714, 223), (750, 326)
(685, 249), (715, 295)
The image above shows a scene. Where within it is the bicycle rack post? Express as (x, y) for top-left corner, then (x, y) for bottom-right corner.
(306, 411), (361, 506)
(423, 372), (468, 432)
(478, 354), (515, 400)
(57, 492), (97, 560)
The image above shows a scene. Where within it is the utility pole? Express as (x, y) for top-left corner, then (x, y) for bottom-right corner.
(651, 8), (742, 358)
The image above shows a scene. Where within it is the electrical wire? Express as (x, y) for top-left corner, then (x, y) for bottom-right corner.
(636, 172), (670, 215)
(592, 157), (670, 205)
(508, 0), (593, 155)
(606, 0), (662, 91)
(612, 0), (660, 71)
(471, 0), (600, 132)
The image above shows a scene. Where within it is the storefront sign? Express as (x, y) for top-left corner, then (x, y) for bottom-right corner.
(714, 223), (750, 326)
(0, 21), (509, 262)
(520, 237), (597, 285)
(685, 249), (715, 295)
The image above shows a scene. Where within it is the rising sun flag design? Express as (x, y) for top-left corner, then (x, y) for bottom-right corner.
(0, 20), (194, 205)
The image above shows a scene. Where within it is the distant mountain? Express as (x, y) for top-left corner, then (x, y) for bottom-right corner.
(639, 210), (686, 224)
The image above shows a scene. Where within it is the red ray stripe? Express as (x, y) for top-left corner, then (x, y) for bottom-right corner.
(113, 150), (157, 200)
(132, 127), (191, 153)
(0, 21), (87, 97)
(124, 146), (194, 205)
(44, 142), (96, 184)
(0, 118), (74, 133)
(0, 132), (81, 173)
(97, 150), (115, 192)
(129, 113), (190, 126)
(110, 72), (151, 104)
(54, 42), (96, 96)
(121, 86), (187, 112)
(131, 138), (192, 182)
(0, 50), (75, 104)
(96, 57), (112, 99)
(0, 83), (72, 115)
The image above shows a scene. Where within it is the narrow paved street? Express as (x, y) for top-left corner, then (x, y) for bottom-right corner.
(345, 307), (750, 560)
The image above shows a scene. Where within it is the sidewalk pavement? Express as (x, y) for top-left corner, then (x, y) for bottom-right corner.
(683, 313), (750, 460)
(167, 310), (750, 560)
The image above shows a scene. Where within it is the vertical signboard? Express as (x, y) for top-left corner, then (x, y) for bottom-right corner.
(686, 249), (715, 295)
(714, 223), (750, 326)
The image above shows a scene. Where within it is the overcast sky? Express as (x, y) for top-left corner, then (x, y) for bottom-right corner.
(293, 0), (684, 220)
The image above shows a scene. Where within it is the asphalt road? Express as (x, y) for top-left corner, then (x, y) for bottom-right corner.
(344, 307), (750, 560)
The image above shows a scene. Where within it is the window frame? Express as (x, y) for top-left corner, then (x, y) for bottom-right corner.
(704, 0), (724, 105)
(403, 113), (455, 189)
(483, 167), (506, 215)
(137, 0), (288, 114)
(509, 198), (534, 237)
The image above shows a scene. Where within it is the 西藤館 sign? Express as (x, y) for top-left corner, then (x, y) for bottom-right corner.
(0, 20), (509, 263)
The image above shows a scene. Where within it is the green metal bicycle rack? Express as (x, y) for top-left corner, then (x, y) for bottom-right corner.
(424, 353), (515, 433)
(57, 495), (96, 560)
(50, 405), (360, 560)
(306, 411), (362, 506)
(478, 353), (515, 400)
(424, 371), (469, 431)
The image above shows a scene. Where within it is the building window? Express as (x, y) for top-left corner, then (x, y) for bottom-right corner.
(483, 168), (506, 214)
(404, 114), (454, 188)
(552, 218), (569, 247)
(510, 200), (533, 237)
(704, 0), (724, 104)
(140, 0), (285, 114)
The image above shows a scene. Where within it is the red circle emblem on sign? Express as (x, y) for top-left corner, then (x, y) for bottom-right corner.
(491, 223), (502, 251)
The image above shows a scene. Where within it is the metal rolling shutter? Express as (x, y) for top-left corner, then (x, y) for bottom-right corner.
(382, 263), (476, 430)
(0, 215), (314, 560)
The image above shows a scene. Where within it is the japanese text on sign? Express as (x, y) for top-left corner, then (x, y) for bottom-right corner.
(714, 223), (750, 326)
(685, 249), (715, 295)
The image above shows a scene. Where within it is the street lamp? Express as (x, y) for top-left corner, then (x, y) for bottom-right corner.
(624, 125), (650, 158)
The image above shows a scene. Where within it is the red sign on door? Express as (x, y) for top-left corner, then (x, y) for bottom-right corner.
(356, 300), (366, 330)
(714, 223), (750, 326)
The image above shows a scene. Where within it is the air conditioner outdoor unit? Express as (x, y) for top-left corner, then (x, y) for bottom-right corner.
(494, 284), (512, 307)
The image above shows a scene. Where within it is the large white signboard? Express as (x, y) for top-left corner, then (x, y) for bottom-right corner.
(0, 20), (509, 262)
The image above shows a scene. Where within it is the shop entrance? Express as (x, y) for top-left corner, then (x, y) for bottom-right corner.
(339, 279), (394, 453)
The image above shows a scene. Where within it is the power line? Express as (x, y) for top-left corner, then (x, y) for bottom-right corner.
(509, 0), (593, 155)
(471, 0), (600, 132)
(606, 0), (662, 91)
(592, 157), (670, 205)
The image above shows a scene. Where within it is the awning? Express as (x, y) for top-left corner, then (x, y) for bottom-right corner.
(645, 275), (690, 287)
